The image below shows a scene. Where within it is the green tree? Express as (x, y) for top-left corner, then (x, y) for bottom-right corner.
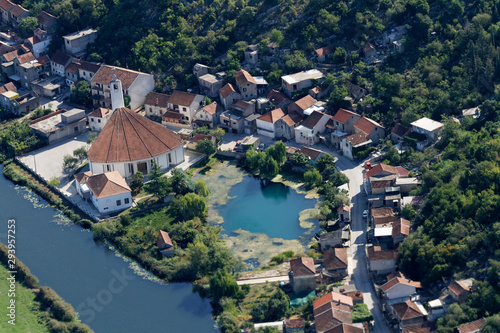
(304, 169), (323, 188)
(259, 155), (279, 180)
(270, 29), (284, 46)
(195, 179), (210, 197)
(329, 172), (349, 187)
(73, 147), (87, 162)
(62, 155), (78, 172)
(245, 149), (266, 171)
(266, 141), (286, 166)
(129, 171), (144, 195)
(209, 270), (240, 300)
(48, 177), (60, 187)
(170, 193), (207, 220)
(18, 17), (38, 37)
(196, 139), (216, 155)
(315, 153), (336, 174)
(289, 153), (310, 169)
(144, 160), (169, 199)
(70, 81), (91, 107)
(169, 168), (195, 195)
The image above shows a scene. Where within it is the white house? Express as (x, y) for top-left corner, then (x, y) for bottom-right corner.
(88, 108), (112, 131)
(281, 69), (324, 97)
(367, 246), (397, 275)
(193, 101), (222, 128)
(381, 275), (422, 300)
(144, 91), (170, 117)
(341, 132), (372, 160)
(410, 117), (444, 141)
(87, 107), (184, 178)
(294, 111), (330, 145)
(167, 90), (204, 125)
(74, 171), (132, 214)
(256, 108), (284, 138)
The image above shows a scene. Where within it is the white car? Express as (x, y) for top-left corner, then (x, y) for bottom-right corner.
(362, 210), (368, 219)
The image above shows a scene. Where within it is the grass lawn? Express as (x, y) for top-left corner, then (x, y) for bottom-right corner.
(0, 264), (48, 333)
(238, 282), (280, 319)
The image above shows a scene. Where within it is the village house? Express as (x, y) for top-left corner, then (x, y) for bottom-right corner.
(319, 230), (346, 250)
(323, 247), (348, 279)
(314, 292), (354, 309)
(36, 54), (50, 73)
(194, 101), (222, 128)
(353, 117), (385, 144)
(281, 69), (324, 98)
(64, 60), (81, 87)
(74, 170), (132, 214)
(410, 117), (444, 142)
(12, 52), (40, 89)
(63, 28), (97, 56)
(220, 110), (244, 134)
(287, 94), (316, 116)
(77, 60), (100, 83)
(219, 83), (241, 109)
(235, 68), (257, 100)
(87, 106), (184, 178)
(283, 319), (305, 333)
(5, 90), (39, 115)
(294, 111), (330, 145)
(91, 65), (154, 110)
(448, 279), (473, 303)
(342, 132), (372, 160)
(346, 81), (367, 102)
(274, 111), (301, 141)
(37, 11), (57, 35)
(338, 205), (350, 223)
(244, 45), (258, 65)
(144, 91), (169, 117)
(363, 43), (376, 58)
(266, 89), (292, 111)
(396, 177), (421, 194)
(50, 50), (73, 77)
(367, 245), (397, 275)
(156, 230), (174, 257)
(0, 81), (15, 109)
(0, 0), (14, 24)
(256, 108), (284, 138)
(391, 123), (411, 144)
(31, 75), (62, 98)
(88, 108), (112, 132)
(392, 218), (411, 246)
(462, 107), (481, 119)
(198, 73), (223, 97)
(165, 90), (204, 126)
(289, 257), (316, 292)
(9, 3), (29, 29)
(391, 300), (427, 332)
(30, 108), (85, 143)
(381, 274), (422, 300)
(315, 46), (333, 62)
(192, 63), (210, 78)
(457, 318), (486, 333)
(314, 302), (354, 333)
(231, 99), (255, 117)
(299, 146), (324, 164)
(328, 108), (362, 149)
(26, 28), (51, 58)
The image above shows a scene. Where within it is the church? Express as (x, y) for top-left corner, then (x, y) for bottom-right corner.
(87, 72), (185, 178)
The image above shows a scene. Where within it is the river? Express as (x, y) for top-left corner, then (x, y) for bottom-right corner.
(0, 165), (218, 333)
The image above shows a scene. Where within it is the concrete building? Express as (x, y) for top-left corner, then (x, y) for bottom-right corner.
(410, 117), (444, 142)
(256, 108), (284, 138)
(294, 111), (330, 145)
(166, 90), (204, 125)
(281, 69), (324, 98)
(63, 28), (97, 56)
(4, 90), (39, 115)
(220, 110), (244, 134)
(275, 111), (301, 141)
(26, 28), (51, 58)
(50, 50), (73, 77)
(30, 108), (86, 143)
(31, 76), (63, 98)
(198, 73), (223, 97)
(88, 108), (112, 131)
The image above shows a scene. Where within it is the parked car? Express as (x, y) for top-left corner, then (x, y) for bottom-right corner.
(258, 143), (266, 151)
(362, 210), (368, 219)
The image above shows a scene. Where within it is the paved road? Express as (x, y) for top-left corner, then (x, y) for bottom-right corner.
(236, 275), (290, 286)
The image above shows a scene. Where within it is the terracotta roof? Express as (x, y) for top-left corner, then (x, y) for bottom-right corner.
(381, 277), (422, 292)
(87, 107), (183, 163)
(168, 90), (199, 107)
(302, 110), (326, 128)
(392, 300), (424, 320)
(92, 65), (145, 90)
(258, 108), (284, 123)
(219, 83), (236, 99)
(324, 324), (364, 333)
(280, 112), (301, 127)
(200, 101), (222, 115)
(387, 271), (406, 281)
(284, 319), (304, 329)
(371, 207), (394, 218)
(65, 61), (81, 73)
(290, 257), (315, 277)
(315, 303), (352, 332)
(86, 171), (131, 199)
(27, 36), (41, 45)
(266, 89), (291, 107)
(374, 216), (398, 227)
(34, 28), (45, 35)
(404, 322), (436, 333)
(235, 68), (256, 86)
(314, 291), (354, 309)
(457, 318), (486, 333)
(293, 94), (316, 111)
(324, 248), (348, 271)
(448, 281), (471, 296)
(300, 146), (323, 160)
(163, 111), (183, 120)
(0, 82), (16, 94)
(9, 4), (28, 17)
(314, 301), (351, 317)
(232, 99), (252, 110)
(365, 163), (399, 179)
(392, 218), (411, 237)
(347, 132), (369, 146)
(354, 117), (384, 135)
(316, 46), (333, 57)
(156, 230), (173, 248)
(392, 123), (410, 138)
(51, 50), (71, 66)
(0, 0), (14, 12)
(144, 91), (170, 107)
(371, 179), (394, 189)
(37, 11), (56, 24)
(193, 134), (212, 143)
(396, 166), (410, 177)
(310, 86), (321, 94)
(79, 60), (100, 73)
(16, 52), (35, 64)
(0, 43), (14, 56)
(88, 108), (112, 118)
(344, 291), (363, 304)
(3, 49), (18, 62)
(74, 171), (92, 184)
(36, 55), (50, 65)
(338, 205), (350, 213)
(332, 108), (359, 123)
(367, 246), (397, 261)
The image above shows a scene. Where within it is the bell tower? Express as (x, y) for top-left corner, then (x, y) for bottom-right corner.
(110, 68), (125, 110)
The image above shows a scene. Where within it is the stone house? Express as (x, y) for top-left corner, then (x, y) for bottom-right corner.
(287, 94), (316, 117)
(363, 43), (376, 58)
(448, 280), (473, 303)
(256, 108), (284, 138)
(235, 69), (257, 100)
(353, 117), (385, 144)
(266, 89), (292, 111)
(392, 218), (411, 246)
(220, 111), (244, 134)
(319, 230), (344, 251)
(219, 83), (241, 109)
(289, 257), (316, 292)
(63, 28), (97, 56)
(346, 81), (367, 102)
(323, 248), (348, 279)
(9, 4), (29, 29)
(457, 318), (486, 333)
(0, 0), (14, 25)
(65, 61), (81, 87)
(274, 111), (301, 141)
(283, 319), (304, 333)
(391, 123), (410, 144)
(192, 63), (210, 78)
(157, 230), (174, 257)
(78, 60), (101, 84)
(328, 108), (362, 149)
(37, 11), (57, 35)
(381, 274), (421, 300)
(367, 246), (397, 275)
(194, 101), (222, 129)
(198, 73), (223, 98)
(315, 46), (333, 62)
(391, 300), (426, 331)
(13, 52), (40, 89)
(342, 132), (372, 160)
(338, 205), (350, 223)
(50, 50), (73, 77)
(231, 99), (255, 117)
(144, 91), (170, 117)
(26, 28), (51, 58)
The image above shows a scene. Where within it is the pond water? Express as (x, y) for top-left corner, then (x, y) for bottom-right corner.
(217, 175), (317, 240)
(0, 165), (217, 333)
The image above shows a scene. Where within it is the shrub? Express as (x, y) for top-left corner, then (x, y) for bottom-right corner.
(352, 303), (373, 323)
(36, 287), (78, 322)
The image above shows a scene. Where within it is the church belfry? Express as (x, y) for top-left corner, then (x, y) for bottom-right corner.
(110, 68), (125, 110)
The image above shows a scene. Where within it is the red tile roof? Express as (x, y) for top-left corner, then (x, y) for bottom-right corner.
(3, 50), (18, 62)
(280, 112), (301, 127)
(292, 94), (316, 111)
(144, 91), (170, 107)
(169, 90), (200, 107)
(344, 291), (363, 304)
(387, 271), (406, 281)
(9, 4), (28, 17)
(354, 116), (384, 135)
(284, 319), (304, 329)
(163, 111), (183, 120)
(448, 281), (471, 297)
(338, 205), (350, 213)
(290, 257), (315, 277)
(396, 166), (410, 177)
(332, 108), (360, 123)
(232, 99), (252, 110)
(200, 101), (222, 115)
(374, 216), (398, 227)
(457, 318), (486, 333)
(381, 277), (422, 292)
(36, 55), (50, 65)
(74, 171), (92, 184)
(86, 171), (131, 199)
(235, 68), (256, 86)
(193, 134), (212, 143)
(92, 65), (144, 90)
(371, 179), (394, 189)
(266, 89), (291, 107)
(392, 123), (410, 138)
(156, 230), (173, 248)
(392, 300), (424, 320)
(365, 163), (399, 178)
(78, 60), (101, 73)
(315, 305), (352, 333)
(37, 11), (56, 24)
(371, 207), (395, 218)
(324, 324), (364, 333)
(51, 50), (71, 66)
(87, 107), (183, 163)
(392, 218), (411, 237)
(65, 61), (81, 73)
(347, 132), (369, 146)
(258, 108), (284, 123)
(300, 146), (323, 161)
(314, 291), (354, 309)
(367, 246), (397, 261)
(88, 108), (112, 118)
(0, 0), (14, 12)
(316, 46), (333, 57)
(324, 248), (348, 271)
(0, 82), (16, 94)
(404, 322), (436, 333)
(302, 110), (326, 128)
(27, 36), (41, 45)
(16, 52), (35, 64)
(219, 83), (236, 99)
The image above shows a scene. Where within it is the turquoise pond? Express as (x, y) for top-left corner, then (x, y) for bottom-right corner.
(216, 175), (318, 240)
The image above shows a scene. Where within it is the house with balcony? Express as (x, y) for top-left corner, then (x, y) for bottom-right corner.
(294, 111), (330, 145)
(166, 90), (204, 126)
